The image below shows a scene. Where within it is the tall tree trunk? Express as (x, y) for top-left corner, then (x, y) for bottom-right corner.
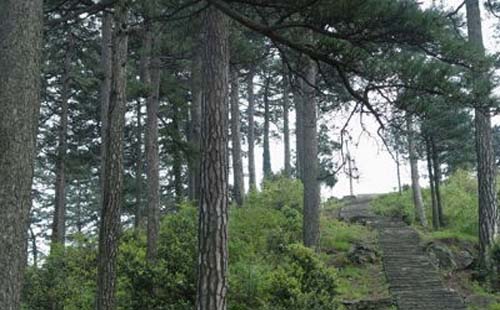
(96, 4), (128, 310)
(302, 59), (320, 249)
(247, 67), (257, 191)
(51, 34), (73, 249)
(76, 179), (83, 234)
(134, 100), (143, 229)
(294, 81), (304, 180)
(29, 226), (38, 268)
(189, 48), (202, 201)
(100, 12), (113, 208)
(146, 55), (161, 263)
(431, 137), (444, 227)
(283, 62), (291, 177)
(406, 115), (428, 227)
(136, 21), (152, 230)
(263, 76), (272, 179)
(230, 67), (245, 206)
(0, 1), (42, 308)
(466, 0), (499, 275)
(196, 6), (229, 310)
(426, 138), (440, 230)
(396, 150), (402, 194)
(173, 106), (184, 204)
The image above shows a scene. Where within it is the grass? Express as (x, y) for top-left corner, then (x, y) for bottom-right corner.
(321, 200), (391, 304)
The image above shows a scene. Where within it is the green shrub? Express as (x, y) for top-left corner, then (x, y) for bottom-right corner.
(267, 244), (337, 309)
(23, 178), (341, 310)
(372, 190), (415, 224)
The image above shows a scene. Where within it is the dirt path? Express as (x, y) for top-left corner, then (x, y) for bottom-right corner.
(340, 196), (467, 310)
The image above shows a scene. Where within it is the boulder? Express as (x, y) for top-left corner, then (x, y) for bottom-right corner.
(347, 243), (379, 265)
(425, 242), (475, 271)
(454, 249), (474, 270)
(426, 242), (456, 270)
(342, 298), (394, 310)
(465, 294), (498, 309)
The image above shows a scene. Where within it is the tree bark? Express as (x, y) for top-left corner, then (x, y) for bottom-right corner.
(96, 3), (128, 310)
(146, 55), (161, 263)
(230, 67), (245, 206)
(426, 138), (440, 230)
(0, 1), (42, 308)
(196, 6), (229, 310)
(283, 62), (291, 177)
(263, 76), (272, 179)
(302, 59), (320, 249)
(29, 226), (38, 268)
(465, 0), (499, 274)
(247, 67), (257, 191)
(100, 12), (113, 210)
(189, 47), (202, 201)
(134, 100), (143, 229)
(431, 137), (444, 227)
(396, 150), (402, 194)
(173, 106), (184, 204)
(406, 115), (428, 227)
(51, 34), (73, 249)
(294, 81), (304, 180)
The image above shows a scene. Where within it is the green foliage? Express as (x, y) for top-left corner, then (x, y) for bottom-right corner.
(266, 244), (337, 309)
(372, 170), (479, 236)
(22, 239), (97, 310)
(372, 190), (416, 225)
(23, 178), (340, 310)
(320, 218), (374, 252)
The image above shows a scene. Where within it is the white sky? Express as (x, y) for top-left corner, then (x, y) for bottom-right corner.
(246, 0), (500, 199)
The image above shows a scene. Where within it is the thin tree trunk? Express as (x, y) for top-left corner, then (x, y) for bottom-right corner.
(134, 100), (143, 229)
(247, 67), (257, 191)
(283, 62), (291, 177)
(96, 3), (128, 309)
(29, 226), (38, 268)
(406, 115), (428, 227)
(294, 82), (304, 180)
(76, 179), (83, 234)
(431, 137), (444, 227)
(302, 59), (320, 249)
(173, 106), (184, 204)
(189, 48), (202, 201)
(146, 55), (161, 263)
(0, 1), (42, 308)
(136, 22), (152, 230)
(396, 150), (402, 194)
(100, 12), (113, 208)
(196, 6), (229, 310)
(230, 67), (245, 206)
(263, 76), (272, 178)
(51, 34), (73, 249)
(466, 0), (499, 275)
(426, 138), (440, 230)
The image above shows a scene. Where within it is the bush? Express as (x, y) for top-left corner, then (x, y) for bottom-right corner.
(372, 190), (415, 225)
(23, 178), (341, 310)
(267, 244), (337, 309)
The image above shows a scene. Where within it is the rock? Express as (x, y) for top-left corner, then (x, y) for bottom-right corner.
(465, 294), (497, 309)
(426, 242), (457, 270)
(425, 242), (475, 271)
(454, 250), (474, 270)
(342, 298), (394, 310)
(347, 243), (379, 265)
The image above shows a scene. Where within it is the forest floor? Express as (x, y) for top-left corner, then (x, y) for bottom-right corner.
(338, 195), (467, 310)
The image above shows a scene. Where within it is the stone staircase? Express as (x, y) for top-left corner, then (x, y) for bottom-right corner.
(340, 197), (467, 310)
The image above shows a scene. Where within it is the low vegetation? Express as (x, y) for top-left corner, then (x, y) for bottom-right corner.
(23, 177), (388, 310)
